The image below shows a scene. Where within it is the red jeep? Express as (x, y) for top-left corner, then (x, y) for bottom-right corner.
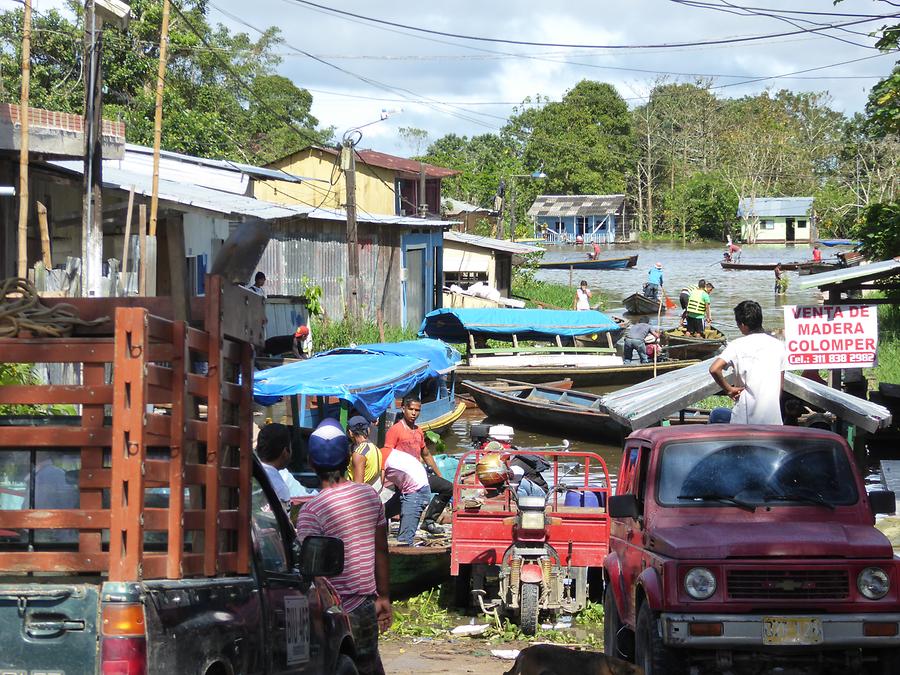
(604, 425), (899, 675)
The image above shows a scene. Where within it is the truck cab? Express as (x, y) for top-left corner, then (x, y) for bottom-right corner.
(603, 425), (899, 675)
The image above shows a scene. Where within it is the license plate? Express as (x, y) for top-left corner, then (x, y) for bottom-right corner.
(763, 617), (823, 645)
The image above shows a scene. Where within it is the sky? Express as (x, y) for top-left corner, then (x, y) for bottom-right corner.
(12, 0), (900, 156)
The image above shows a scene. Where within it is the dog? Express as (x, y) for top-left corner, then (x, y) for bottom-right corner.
(503, 644), (644, 675)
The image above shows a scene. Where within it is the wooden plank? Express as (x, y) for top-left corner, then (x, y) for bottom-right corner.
(222, 339), (242, 363)
(40, 296), (208, 329)
(219, 466), (241, 488)
(236, 340), (253, 573)
(109, 308), (149, 582)
(204, 281), (224, 576)
(147, 314), (174, 342)
(144, 414), (171, 441)
(185, 420), (208, 443)
(0, 552), (110, 574)
(186, 327), (210, 353)
(221, 381), (243, 405)
(36, 201), (52, 269)
(0, 509), (110, 529)
(0, 384), (114, 405)
(0, 427), (112, 447)
(0, 340), (114, 363)
(147, 364), (174, 391)
(79, 363), (106, 556)
(216, 276), (265, 348)
(168, 319), (188, 579)
(221, 425), (241, 447)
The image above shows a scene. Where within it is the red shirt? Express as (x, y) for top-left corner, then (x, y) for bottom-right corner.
(296, 481), (385, 612)
(384, 420), (425, 460)
(813, 248), (822, 262)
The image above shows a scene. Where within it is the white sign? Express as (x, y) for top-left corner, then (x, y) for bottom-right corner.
(284, 595), (310, 665)
(783, 304), (878, 369)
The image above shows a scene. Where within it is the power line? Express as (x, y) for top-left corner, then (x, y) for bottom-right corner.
(287, 0), (897, 50)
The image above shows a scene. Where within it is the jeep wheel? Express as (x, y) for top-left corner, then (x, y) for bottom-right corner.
(635, 604), (682, 675)
(334, 654), (359, 675)
(520, 582), (540, 636)
(603, 582), (633, 661)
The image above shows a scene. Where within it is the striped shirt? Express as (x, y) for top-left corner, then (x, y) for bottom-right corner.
(296, 480), (385, 612)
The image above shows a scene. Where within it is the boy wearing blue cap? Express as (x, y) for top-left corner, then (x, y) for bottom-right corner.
(296, 419), (391, 675)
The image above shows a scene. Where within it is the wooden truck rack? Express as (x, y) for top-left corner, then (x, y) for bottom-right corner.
(0, 276), (264, 581)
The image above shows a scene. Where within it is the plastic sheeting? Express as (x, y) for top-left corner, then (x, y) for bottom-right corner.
(319, 339), (461, 375)
(253, 353), (430, 419)
(418, 308), (619, 343)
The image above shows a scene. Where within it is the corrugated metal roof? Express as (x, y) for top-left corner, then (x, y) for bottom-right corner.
(47, 160), (454, 227)
(443, 230), (542, 254)
(527, 194), (625, 218)
(738, 197), (814, 218)
(443, 198), (494, 215)
(797, 258), (900, 290)
(271, 145), (460, 178)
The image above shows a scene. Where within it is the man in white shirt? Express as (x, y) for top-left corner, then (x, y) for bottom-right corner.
(255, 423), (292, 510)
(709, 300), (786, 425)
(246, 272), (267, 298)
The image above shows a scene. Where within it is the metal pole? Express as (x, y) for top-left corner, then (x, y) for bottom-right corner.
(510, 181), (516, 241)
(16, 0), (31, 280)
(342, 141), (359, 318)
(149, 0), (171, 239)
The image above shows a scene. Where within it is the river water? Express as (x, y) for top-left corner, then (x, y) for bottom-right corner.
(440, 242), (852, 470)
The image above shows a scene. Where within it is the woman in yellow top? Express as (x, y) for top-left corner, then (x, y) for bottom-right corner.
(345, 415), (383, 489)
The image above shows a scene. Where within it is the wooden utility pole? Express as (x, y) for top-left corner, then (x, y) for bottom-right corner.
(82, 0), (105, 297)
(418, 163), (427, 217)
(341, 141), (359, 318)
(36, 201), (50, 269)
(138, 203), (147, 295)
(149, 0), (171, 239)
(17, 0), (32, 280)
(120, 187), (135, 295)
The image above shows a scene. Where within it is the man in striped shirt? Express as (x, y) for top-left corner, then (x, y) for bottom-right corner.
(297, 418), (391, 675)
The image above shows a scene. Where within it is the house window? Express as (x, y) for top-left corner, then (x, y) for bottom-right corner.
(760, 219), (775, 230)
(797, 220), (807, 228)
(444, 271), (488, 288)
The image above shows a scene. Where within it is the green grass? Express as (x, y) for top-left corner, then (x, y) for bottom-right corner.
(693, 395), (734, 411)
(868, 301), (900, 387)
(311, 316), (417, 352)
(513, 279), (615, 312)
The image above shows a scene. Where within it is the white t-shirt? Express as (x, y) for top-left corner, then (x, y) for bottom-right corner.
(717, 332), (786, 425)
(383, 449), (429, 495)
(575, 288), (591, 311)
(261, 462), (290, 507)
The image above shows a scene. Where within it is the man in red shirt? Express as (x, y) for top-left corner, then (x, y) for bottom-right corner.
(384, 394), (452, 535)
(297, 419), (391, 675)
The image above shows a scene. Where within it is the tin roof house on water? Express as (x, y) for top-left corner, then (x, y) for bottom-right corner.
(527, 194), (636, 244)
(738, 197), (816, 244)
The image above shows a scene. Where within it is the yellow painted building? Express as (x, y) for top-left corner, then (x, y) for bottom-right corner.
(254, 145), (459, 217)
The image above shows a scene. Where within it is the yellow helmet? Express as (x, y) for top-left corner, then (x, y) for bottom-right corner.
(476, 453), (507, 488)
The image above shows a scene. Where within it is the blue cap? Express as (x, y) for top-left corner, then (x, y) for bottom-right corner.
(708, 407), (733, 424)
(308, 418), (350, 468)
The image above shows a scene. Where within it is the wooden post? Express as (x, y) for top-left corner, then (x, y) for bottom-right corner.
(342, 142), (359, 318)
(120, 187), (135, 294)
(166, 214), (190, 322)
(17, 0), (32, 280)
(81, 0), (105, 297)
(36, 201), (50, 269)
(149, 0), (171, 239)
(377, 307), (385, 342)
(138, 204), (147, 295)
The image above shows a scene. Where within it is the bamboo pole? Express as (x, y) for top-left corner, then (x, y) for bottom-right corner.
(17, 0), (32, 279)
(139, 203), (147, 295)
(120, 187), (135, 294)
(148, 0), (171, 238)
(36, 201), (50, 268)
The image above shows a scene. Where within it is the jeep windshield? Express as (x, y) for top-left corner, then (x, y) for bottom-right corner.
(658, 438), (857, 507)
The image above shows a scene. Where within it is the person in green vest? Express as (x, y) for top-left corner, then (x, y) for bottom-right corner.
(685, 282), (714, 337)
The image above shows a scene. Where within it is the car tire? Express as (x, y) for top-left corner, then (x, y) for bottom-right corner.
(333, 654), (359, 675)
(635, 603), (683, 675)
(876, 648), (900, 675)
(603, 582), (633, 661)
(520, 582), (540, 636)
(453, 564), (472, 610)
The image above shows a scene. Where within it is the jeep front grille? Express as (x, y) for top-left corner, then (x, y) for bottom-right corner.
(726, 569), (849, 600)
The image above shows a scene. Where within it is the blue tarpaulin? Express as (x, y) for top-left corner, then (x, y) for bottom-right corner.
(252, 353), (430, 419)
(319, 339), (461, 375)
(418, 308), (619, 343)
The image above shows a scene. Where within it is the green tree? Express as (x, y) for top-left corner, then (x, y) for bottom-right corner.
(668, 172), (737, 241)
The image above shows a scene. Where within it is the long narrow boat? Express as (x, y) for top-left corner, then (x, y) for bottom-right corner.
(817, 239), (861, 247)
(661, 326), (727, 360)
(538, 254), (638, 270)
(419, 307), (698, 388)
(622, 292), (664, 315)
(460, 379), (625, 443)
(798, 261), (841, 276)
(721, 260), (811, 271)
(459, 377), (573, 409)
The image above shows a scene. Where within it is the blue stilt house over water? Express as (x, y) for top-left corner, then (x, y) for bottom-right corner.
(528, 194), (635, 244)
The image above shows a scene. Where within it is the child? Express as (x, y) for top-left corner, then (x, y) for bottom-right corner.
(573, 280), (592, 311)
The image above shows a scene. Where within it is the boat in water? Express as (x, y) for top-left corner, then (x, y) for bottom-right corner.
(660, 326), (728, 360)
(622, 292), (664, 315)
(721, 260), (811, 271)
(537, 254), (638, 270)
(419, 307), (697, 387)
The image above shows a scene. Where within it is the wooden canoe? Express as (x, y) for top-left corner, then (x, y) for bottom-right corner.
(459, 379), (626, 443)
(538, 254), (638, 270)
(661, 326), (727, 360)
(456, 358), (698, 388)
(389, 543), (451, 600)
(573, 315), (630, 346)
(459, 378), (573, 409)
(721, 260), (809, 271)
(623, 293), (664, 315)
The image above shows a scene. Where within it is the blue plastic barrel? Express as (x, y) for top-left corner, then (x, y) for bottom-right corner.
(564, 487), (607, 508)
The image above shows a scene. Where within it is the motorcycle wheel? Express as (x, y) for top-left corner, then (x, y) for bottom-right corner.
(520, 582), (540, 636)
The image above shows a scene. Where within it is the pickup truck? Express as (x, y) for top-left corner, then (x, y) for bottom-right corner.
(603, 425), (899, 675)
(0, 285), (358, 675)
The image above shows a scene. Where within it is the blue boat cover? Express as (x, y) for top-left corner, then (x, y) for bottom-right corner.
(252, 353), (430, 418)
(418, 308), (619, 343)
(319, 339), (461, 375)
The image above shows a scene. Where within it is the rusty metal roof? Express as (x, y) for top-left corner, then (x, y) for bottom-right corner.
(527, 194), (625, 218)
(271, 145), (459, 178)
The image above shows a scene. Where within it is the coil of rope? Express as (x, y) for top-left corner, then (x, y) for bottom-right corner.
(0, 278), (110, 338)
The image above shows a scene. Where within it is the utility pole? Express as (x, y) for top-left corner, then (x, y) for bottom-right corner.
(418, 163), (427, 217)
(509, 182), (516, 241)
(81, 0), (104, 297)
(341, 139), (359, 318)
(17, 0), (32, 280)
(149, 0), (171, 242)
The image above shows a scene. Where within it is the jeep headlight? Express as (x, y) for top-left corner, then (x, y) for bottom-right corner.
(858, 567), (890, 599)
(684, 567), (717, 600)
(519, 510), (546, 531)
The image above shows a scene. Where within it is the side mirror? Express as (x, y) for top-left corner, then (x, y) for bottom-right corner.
(608, 494), (641, 519)
(298, 535), (344, 577)
(869, 490), (896, 516)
